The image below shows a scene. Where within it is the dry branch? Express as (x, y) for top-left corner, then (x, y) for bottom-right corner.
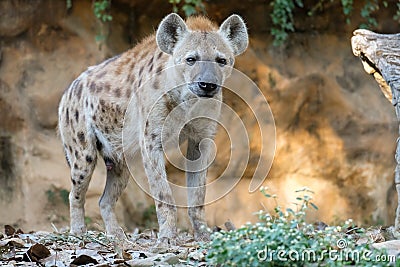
(351, 29), (400, 231)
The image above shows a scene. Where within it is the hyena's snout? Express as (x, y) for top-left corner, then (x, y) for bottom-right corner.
(189, 62), (223, 98)
(190, 80), (221, 98)
(197, 81), (219, 96)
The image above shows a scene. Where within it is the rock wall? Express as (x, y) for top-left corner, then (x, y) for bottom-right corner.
(0, 0), (399, 232)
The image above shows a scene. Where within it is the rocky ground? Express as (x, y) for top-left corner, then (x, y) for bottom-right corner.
(2, 222), (400, 266)
(0, 225), (207, 266)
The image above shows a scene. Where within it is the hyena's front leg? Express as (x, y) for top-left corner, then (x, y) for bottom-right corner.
(141, 135), (177, 241)
(186, 138), (210, 241)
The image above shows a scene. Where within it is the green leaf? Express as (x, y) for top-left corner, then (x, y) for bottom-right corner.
(66, 0), (72, 9)
(310, 202), (319, 210)
(182, 4), (197, 17)
(286, 208), (295, 215)
(295, 0), (304, 8)
(95, 34), (106, 42)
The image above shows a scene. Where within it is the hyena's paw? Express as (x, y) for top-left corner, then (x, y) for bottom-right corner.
(70, 225), (87, 236)
(151, 236), (179, 253)
(159, 236), (177, 245)
(107, 227), (127, 241)
(105, 227), (135, 250)
(158, 225), (177, 240)
(153, 227), (179, 250)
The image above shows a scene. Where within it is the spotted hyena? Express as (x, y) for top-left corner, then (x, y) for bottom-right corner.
(58, 13), (248, 242)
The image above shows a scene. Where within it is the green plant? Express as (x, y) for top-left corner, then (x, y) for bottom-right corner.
(46, 189), (56, 205)
(341, 0), (354, 24)
(169, 0), (206, 17)
(270, 0), (304, 47)
(270, 0), (395, 46)
(84, 216), (93, 225)
(142, 204), (158, 228)
(92, 0), (113, 45)
(394, 2), (400, 22)
(65, 1), (113, 22)
(59, 189), (70, 206)
(64, 0), (112, 44)
(93, 0), (112, 23)
(204, 187), (392, 266)
(359, 0), (382, 28)
(46, 187), (70, 206)
(66, 0), (72, 10)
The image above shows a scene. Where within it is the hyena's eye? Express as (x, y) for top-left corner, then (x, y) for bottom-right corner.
(216, 57), (227, 66)
(186, 57), (196, 66)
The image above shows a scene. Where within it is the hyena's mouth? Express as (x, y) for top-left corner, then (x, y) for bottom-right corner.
(188, 82), (221, 98)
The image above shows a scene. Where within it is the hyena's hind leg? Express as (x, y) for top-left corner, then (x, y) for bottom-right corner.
(98, 159), (130, 240)
(63, 133), (98, 235)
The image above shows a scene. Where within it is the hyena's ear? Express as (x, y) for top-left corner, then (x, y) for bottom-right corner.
(218, 14), (248, 56)
(156, 13), (188, 55)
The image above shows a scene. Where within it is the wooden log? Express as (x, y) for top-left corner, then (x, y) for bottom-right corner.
(351, 29), (400, 231)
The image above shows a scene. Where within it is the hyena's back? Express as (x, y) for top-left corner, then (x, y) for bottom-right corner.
(59, 36), (167, 161)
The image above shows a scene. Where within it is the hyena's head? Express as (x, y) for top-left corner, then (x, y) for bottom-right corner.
(156, 13), (248, 98)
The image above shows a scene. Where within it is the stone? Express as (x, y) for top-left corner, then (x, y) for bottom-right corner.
(126, 253), (180, 266)
(0, 1), (41, 37)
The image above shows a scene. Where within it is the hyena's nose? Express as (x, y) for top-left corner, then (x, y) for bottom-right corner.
(198, 82), (218, 92)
